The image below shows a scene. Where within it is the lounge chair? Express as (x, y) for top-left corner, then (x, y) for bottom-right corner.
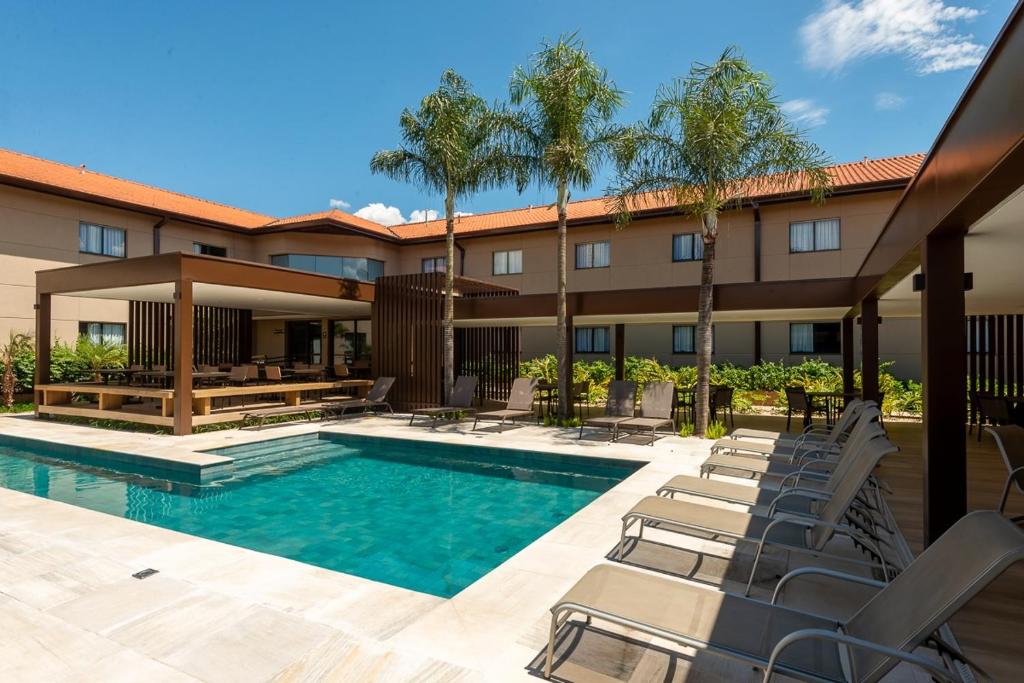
(700, 406), (882, 479)
(724, 399), (866, 451)
(987, 425), (1024, 519)
(472, 377), (538, 432)
(614, 381), (674, 446)
(657, 408), (887, 511)
(408, 375), (478, 426)
(619, 428), (899, 594)
(578, 380), (636, 440)
(321, 376), (395, 418)
(544, 510), (1024, 681)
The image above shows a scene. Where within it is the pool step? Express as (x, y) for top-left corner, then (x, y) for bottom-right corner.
(217, 436), (352, 480)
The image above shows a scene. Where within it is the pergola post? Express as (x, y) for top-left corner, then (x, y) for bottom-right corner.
(921, 231), (967, 544)
(614, 323), (625, 381)
(34, 293), (52, 393)
(860, 297), (879, 403)
(173, 279), (193, 436)
(841, 317), (855, 396)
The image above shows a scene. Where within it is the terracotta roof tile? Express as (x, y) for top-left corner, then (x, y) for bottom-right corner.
(0, 148), (274, 229)
(261, 209), (399, 239)
(392, 153), (926, 240)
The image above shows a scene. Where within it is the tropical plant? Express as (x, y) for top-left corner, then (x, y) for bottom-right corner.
(507, 34), (626, 418)
(1, 331), (32, 407)
(705, 420), (728, 439)
(74, 335), (128, 380)
(611, 46), (831, 436)
(371, 69), (523, 398)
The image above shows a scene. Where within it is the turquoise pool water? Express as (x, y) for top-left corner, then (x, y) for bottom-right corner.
(0, 433), (639, 597)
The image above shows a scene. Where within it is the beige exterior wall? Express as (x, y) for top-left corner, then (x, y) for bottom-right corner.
(0, 181), (923, 379)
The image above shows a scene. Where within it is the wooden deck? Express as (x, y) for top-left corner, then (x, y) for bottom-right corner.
(729, 413), (1024, 681)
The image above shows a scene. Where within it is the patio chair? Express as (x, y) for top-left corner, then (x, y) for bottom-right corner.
(700, 405), (882, 480)
(710, 385), (735, 428)
(321, 376), (395, 419)
(987, 425), (1024, 520)
(544, 510), (1024, 682)
(976, 394), (1013, 442)
(578, 380), (637, 440)
(264, 365), (283, 383)
(408, 375), (478, 426)
(614, 381), (674, 446)
(571, 381), (591, 419)
(472, 377), (539, 433)
(730, 398), (864, 444)
(618, 428), (900, 595)
(785, 386), (814, 430)
(657, 410), (889, 513)
(332, 363), (350, 379)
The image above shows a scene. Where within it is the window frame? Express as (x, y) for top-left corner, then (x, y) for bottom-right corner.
(671, 233), (704, 262)
(788, 218), (841, 254)
(492, 249), (523, 275)
(574, 326), (610, 354)
(269, 253), (385, 283)
(789, 322), (842, 354)
(671, 324), (714, 354)
(193, 242), (227, 257)
(78, 321), (127, 345)
(574, 241), (611, 270)
(79, 222), (126, 258)
(421, 256), (446, 274)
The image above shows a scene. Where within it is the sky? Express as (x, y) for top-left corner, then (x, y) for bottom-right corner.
(0, 0), (1016, 225)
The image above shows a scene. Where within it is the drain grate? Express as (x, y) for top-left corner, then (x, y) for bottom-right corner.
(132, 568), (159, 580)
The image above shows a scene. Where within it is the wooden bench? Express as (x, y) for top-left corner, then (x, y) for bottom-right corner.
(239, 403), (326, 430)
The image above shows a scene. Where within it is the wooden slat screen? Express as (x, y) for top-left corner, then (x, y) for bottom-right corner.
(372, 273), (520, 411)
(967, 314), (1024, 423)
(127, 301), (252, 369)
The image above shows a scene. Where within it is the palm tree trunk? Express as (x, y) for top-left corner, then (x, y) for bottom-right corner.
(556, 178), (570, 420)
(443, 193), (456, 401)
(694, 210), (718, 437)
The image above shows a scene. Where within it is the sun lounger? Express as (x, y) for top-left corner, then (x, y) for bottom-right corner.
(614, 381), (674, 445)
(728, 399), (864, 444)
(472, 377), (538, 432)
(578, 380), (636, 440)
(619, 430), (899, 594)
(708, 402), (871, 461)
(240, 403), (322, 430)
(321, 376), (395, 419)
(544, 510), (1024, 681)
(408, 375), (478, 426)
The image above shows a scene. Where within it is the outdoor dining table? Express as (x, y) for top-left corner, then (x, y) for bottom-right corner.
(807, 391), (859, 424)
(95, 368), (137, 385)
(132, 370), (231, 388)
(282, 368), (324, 379)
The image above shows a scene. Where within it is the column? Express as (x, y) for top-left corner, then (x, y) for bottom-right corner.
(842, 316), (855, 396)
(173, 279), (194, 436)
(860, 297), (879, 403)
(921, 231), (967, 544)
(614, 323), (625, 381)
(34, 293), (52, 411)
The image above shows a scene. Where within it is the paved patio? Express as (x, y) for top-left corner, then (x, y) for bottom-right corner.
(0, 412), (986, 681)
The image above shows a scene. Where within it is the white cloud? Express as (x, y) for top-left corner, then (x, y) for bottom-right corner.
(801, 0), (986, 74)
(875, 91), (907, 110)
(408, 209), (440, 223)
(328, 198), (351, 210)
(454, 211), (474, 217)
(781, 98), (830, 127)
(354, 203), (407, 226)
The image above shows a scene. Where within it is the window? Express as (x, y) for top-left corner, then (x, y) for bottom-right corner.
(672, 233), (704, 262)
(790, 218), (840, 253)
(575, 327), (610, 353)
(672, 325), (714, 353)
(193, 242), (227, 257)
(78, 322), (126, 345)
(270, 254), (384, 282)
(575, 241), (610, 269)
(790, 322), (842, 354)
(79, 222), (125, 257)
(492, 249), (523, 275)
(421, 256), (446, 273)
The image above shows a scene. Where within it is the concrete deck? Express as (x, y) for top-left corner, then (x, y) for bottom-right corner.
(0, 413), (959, 681)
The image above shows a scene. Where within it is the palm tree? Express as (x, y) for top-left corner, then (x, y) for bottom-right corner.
(508, 34), (625, 419)
(371, 70), (523, 399)
(611, 46), (832, 436)
(76, 335), (128, 382)
(1, 331), (32, 407)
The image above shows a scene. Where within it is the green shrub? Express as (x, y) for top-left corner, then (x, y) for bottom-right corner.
(678, 421), (695, 437)
(705, 421), (728, 439)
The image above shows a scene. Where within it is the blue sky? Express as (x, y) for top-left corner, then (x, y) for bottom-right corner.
(0, 1), (1015, 224)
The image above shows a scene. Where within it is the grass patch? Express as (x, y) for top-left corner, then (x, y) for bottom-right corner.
(0, 401), (34, 414)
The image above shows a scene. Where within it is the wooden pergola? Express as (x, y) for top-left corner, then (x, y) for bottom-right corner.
(35, 252), (374, 435)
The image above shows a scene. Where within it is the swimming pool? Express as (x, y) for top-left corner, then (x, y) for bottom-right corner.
(0, 432), (640, 597)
